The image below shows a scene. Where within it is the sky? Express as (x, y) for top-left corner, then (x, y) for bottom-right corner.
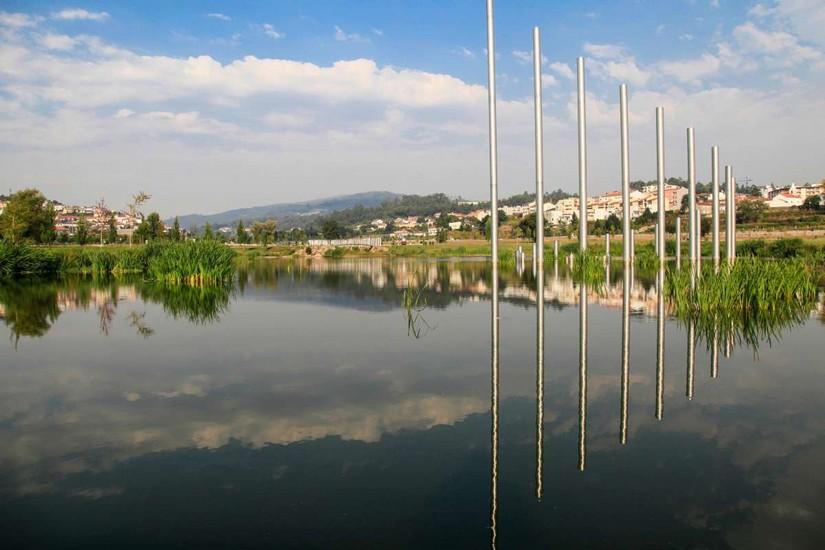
(1, 0), (824, 217)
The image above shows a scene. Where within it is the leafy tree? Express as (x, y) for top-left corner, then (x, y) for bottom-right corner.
(236, 219), (248, 244)
(76, 215), (90, 245)
(202, 223), (214, 240)
(127, 191), (151, 246)
(170, 217), (181, 241)
(802, 196), (821, 211)
(517, 213), (537, 240)
(605, 213), (621, 233)
(736, 201), (767, 224)
(107, 213), (118, 244)
(321, 218), (342, 239)
(251, 219), (277, 246)
(135, 212), (164, 241)
(0, 189), (56, 244)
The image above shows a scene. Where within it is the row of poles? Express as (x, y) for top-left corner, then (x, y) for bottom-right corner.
(485, 1), (739, 543)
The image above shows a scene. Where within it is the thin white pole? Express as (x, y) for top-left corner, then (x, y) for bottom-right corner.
(532, 25), (545, 502)
(675, 217), (681, 266)
(730, 176), (737, 262)
(620, 84), (631, 264)
(725, 165), (734, 264)
(605, 233), (610, 261)
(656, 107), (665, 263)
(485, 1), (500, 545)
(712, 147), (720, 268)
(687, 128), (696, 265)
(533, 27), (545, 271)
(577, 57), (588, 251)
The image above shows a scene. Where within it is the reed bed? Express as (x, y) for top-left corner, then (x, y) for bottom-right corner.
(0, 243), (60, 277)
(666, 258), (818, 351)
(146, 241), (236, 285)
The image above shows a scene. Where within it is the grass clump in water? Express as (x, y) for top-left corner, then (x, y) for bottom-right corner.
(666, 258), (818, 350)
(146, 241), (236, 285)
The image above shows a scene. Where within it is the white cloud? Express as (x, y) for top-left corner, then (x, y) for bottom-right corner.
(0, 11), (41, 28)
(748, 4), (775, 18)
(512, 50), (531, 64)
(262, 23), (284, 40)
(658, 53), (722, 84)
(733, 22), (822, 65)
(710, 0), (720, 8)
(51, 8), (109, 22)
(769, 0), (825, 46)
(454, 47), (475, 58)
(680, 33), (695, 41)
(599, 59), (651, 86)
(583, 42), (628, 60)
(38, 33), (78, 51)
(656, 24), (667, 35)
(541, 74), (558, 87)
(370, 27), (383, 37)
(334, 25), (369, 43)
(206, 13), (231, 22)
(548, 61), (575, 80)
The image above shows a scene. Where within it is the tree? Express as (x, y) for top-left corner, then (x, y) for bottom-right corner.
(0, 189), (56, 244)
(106, 213), (118, 244)
(736, 201), (767, 224)
(170, 217), (181, 241)
(321, 218), (342, 240)
(203, 223), (214, 240)
(802, 195), (821, 211)
(236, 220), (248, 244)
(135, 212), (164, 241)
(517, 213), (537, 240)
(75, 215), (89, 245)
(251, 219), (277, 246)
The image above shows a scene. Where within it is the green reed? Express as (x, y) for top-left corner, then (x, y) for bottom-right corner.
(145, 241), (236, 285)
(666, 258), (818, 351)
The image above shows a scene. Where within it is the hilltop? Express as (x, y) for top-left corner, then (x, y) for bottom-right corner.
(170, 191), (398, 230)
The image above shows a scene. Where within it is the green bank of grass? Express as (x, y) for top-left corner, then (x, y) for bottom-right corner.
(0, 241), (237, 285)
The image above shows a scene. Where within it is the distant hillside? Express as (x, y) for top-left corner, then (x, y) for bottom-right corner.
(170, 191), (398, 230)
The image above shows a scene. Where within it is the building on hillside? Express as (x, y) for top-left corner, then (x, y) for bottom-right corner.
(767, 193), (803, 208)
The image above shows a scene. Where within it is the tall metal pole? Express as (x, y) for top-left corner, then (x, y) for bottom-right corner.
(725, 165), (733, 264)
(577, 57), (588, 251)
(687, 128), (696, 265)
(578, 281), (588, 470)
(730, 176), (737, 262)
(620, 84), (631, 264)
(620, 254), (631, 444)
(711, 147), (720, 268)
(532, 26), (545, 502)
(485, 2), (500, 545)
(656, 107), (665, 263)
(675, 217), (681, 267)
(655, 264), (665, 420)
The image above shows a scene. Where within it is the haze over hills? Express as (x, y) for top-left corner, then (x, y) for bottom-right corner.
(170, 191), (398, 230)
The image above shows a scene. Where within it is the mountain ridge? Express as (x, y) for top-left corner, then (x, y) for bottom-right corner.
(169, 191), (398, 230)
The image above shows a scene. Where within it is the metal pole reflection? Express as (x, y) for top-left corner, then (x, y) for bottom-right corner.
(620, 258), (631, 444)
(533, 25), (545, 502)
(655, 264), (665, 420)
(578, 281), (588, 470)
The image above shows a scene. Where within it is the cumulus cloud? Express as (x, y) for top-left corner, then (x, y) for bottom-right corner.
(583, 42), (628, 60)
(51, 8), (109, 22)
(37, 33), (78, 51)
(0, 11), (41, 28)
(549, 61), (575, 80)
(206, 13), (231, 22)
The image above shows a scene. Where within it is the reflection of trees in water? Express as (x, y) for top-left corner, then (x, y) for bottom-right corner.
(0, 281), (61, 345)
(0, 276), (232, 341)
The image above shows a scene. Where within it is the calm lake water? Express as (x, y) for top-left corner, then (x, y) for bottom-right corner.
(1, 258), (824, 549)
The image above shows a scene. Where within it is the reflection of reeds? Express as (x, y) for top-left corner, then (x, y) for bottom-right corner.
(666, 259), (818, 352)
(402, 285), (434, 339)
(137, 282), (231, 324)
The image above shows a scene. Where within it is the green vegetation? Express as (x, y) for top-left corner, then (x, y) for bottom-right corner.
(0, 189), (56, 244)
(0, 242), (60, 277)
(666, 259), (818, 350)
(145, 241), (236, 285)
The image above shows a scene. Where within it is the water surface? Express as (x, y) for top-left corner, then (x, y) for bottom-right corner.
(1, 258), (824, 548)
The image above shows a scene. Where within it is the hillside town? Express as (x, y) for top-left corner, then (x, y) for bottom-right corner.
(0, 179), (823, 243)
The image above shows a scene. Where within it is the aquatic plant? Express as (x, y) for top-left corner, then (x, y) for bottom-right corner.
(0, 242), (60, 277)
(666, 259), (818, 351)
(146, 241), (236, 285)
(402, 284), (434, 338)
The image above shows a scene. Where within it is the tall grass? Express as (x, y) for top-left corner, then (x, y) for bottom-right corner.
(146, 241), (236, 285)
(666, 259), (818, 350)
(0, 242), (60, 278)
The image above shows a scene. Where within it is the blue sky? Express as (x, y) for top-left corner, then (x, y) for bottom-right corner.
(1, 1), (823, 216)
